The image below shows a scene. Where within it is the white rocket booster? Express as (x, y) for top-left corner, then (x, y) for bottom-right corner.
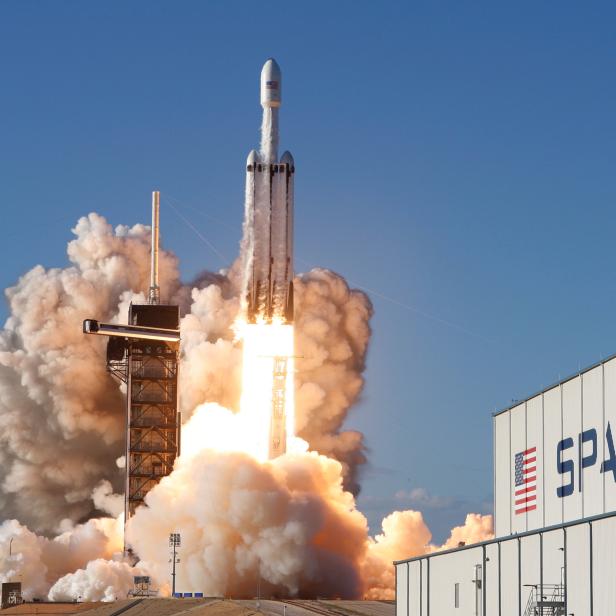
(245, 58), (295, 324)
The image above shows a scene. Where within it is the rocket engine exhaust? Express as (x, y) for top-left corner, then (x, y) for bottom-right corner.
(245, 58), (295, 325)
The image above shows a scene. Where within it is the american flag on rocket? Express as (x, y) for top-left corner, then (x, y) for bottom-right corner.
(514, 447), (537, 514)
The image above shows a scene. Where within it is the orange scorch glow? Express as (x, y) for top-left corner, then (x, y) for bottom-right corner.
(180, 318), (305, 461)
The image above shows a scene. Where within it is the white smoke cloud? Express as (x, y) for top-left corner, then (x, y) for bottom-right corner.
(440, 513), (494, 550)
(48, 560), (138, 603)
(91, 481), (124, 518)
(126, 450), (366, 597)
(0, 515), (123, 600)
(293, 269), (373, 495)
(0, 211), (493, 602)
(362, 510), (493, 599)
(0, 213), (182, 531)
(122, 406), (492, 600)
(179, 285), (242, 417)
(0, 210), (374, 534)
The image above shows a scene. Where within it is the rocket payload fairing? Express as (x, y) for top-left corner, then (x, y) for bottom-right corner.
(245, 58), (295, 324)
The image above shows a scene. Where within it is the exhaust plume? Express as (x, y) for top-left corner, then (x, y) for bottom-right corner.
(120, 406), (491, 600)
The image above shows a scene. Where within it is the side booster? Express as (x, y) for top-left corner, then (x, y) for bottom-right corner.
(245, 58), (295, 324)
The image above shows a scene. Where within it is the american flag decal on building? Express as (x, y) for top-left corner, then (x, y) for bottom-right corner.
(514, 447), (537, 514)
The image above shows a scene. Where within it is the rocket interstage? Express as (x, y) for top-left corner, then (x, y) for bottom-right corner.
(245, 58), (295, 325)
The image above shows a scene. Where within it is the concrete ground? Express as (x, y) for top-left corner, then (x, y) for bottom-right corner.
(0, 603), (101, 615)
(1, 599), (394, 616)
(314, 601), (395, 616)
(232, 600), (394, 616)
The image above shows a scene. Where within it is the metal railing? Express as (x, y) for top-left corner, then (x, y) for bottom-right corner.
(523, 584), (565, 616)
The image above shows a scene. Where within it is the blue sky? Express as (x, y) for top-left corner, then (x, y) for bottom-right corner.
(1, 2), (615, 542)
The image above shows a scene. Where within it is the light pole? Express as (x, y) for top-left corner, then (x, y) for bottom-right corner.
(169, 533), (181, 597)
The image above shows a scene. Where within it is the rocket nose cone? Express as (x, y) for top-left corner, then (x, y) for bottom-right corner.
(261, 58), (281, 81)
(280, 151), (294, 165)
(247, 149), (260, 164)
(261, 58), (281, 108)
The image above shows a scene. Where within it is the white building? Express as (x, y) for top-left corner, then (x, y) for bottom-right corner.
(394, 354), (616, 615)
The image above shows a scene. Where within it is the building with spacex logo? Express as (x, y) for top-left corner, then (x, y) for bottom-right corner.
(394, 354), (616, 615)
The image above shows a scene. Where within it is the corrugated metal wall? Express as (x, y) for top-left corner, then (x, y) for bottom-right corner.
(499, 539), (518, 616)
(593, 517), (616, 613)
(485, 543), (499, 615)
(396, 562), (407, 616)
(409, 561), (421, 616)
(494, 357), (616, 537)
(395, 514), (616, 616)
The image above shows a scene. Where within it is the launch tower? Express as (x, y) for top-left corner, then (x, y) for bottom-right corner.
(121, 302), (180, 520)
(83, 191), (181, 546)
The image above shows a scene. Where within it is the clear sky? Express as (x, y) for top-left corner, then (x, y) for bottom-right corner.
(1, 1), (615, 542)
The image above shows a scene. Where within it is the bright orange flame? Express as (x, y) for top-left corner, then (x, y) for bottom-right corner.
(237, 319), (296, 461)
(181, 319), (306, 462)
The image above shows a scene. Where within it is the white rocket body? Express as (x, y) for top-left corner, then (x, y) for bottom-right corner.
(245, 58), (295, 324)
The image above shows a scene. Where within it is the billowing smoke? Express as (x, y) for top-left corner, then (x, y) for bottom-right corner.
(177, 268), (372, 494)
(362, 511), (494, 599)
(0, 214), (181, 532)
(294, 269), (372, 495)
(0, 211), (493, 601)
(125, 436), (367, 598)
(0, 515), (122, 600)
(102, 406), (492, 600)
(179, 283), (242, 416)
(0, 213), (369, 531)
(49, 560), (138, 603)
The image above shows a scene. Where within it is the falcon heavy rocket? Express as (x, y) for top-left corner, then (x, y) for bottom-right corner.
(245, 58), (295, 325)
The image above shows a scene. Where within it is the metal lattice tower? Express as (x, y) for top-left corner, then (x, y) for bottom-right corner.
(124, 304), (180, 520)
